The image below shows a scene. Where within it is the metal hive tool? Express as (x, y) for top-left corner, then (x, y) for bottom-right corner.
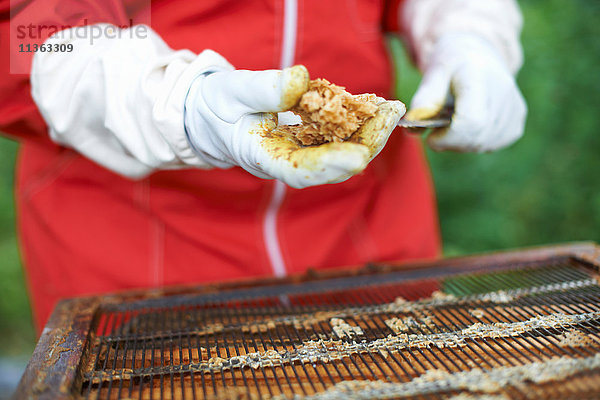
(15, 243), (600, 399)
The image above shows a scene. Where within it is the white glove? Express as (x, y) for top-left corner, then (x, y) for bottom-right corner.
(405, 33), (527, 152)
(184, 65), (405, 189)
(31, 25), (403, 184)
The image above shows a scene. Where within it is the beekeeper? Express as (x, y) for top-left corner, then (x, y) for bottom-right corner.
(0, 0), (526, 330)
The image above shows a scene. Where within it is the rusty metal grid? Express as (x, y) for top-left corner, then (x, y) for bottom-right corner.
(79, 259), (600, 399)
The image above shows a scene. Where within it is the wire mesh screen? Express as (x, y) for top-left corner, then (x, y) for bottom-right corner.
(81, 259), (600, 399)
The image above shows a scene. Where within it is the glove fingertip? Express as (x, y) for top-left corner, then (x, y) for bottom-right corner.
(404, 107), (443, 122)
(282, 142), (369, 187)
(280, 65), (309, 110)
(425, 132), (445, 152)
(323, 144), (370, 173)
(426, 128), (480, 153)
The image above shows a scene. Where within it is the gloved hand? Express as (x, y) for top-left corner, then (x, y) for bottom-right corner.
(184, 65), (405, 189)
(404, 33), (527, 152)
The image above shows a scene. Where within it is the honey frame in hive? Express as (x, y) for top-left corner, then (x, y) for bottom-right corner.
(15, 242), (600, 399)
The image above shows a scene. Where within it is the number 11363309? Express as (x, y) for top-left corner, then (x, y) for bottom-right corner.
(19, 43), (73, 53)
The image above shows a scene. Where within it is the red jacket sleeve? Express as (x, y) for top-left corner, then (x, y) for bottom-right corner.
(0, 0), (137, 143)
(382, 0), (406, 33)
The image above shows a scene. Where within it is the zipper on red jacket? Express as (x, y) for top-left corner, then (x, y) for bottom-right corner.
(263, 0), (298, 278)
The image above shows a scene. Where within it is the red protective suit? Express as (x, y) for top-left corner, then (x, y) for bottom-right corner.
(0, 0), (440, 331)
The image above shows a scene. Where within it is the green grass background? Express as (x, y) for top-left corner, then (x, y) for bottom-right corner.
(0, 0), (598, 357)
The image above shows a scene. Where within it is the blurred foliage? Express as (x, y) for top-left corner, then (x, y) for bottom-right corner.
(0, 139), (35, 357)
(0, 0), (599, 357)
